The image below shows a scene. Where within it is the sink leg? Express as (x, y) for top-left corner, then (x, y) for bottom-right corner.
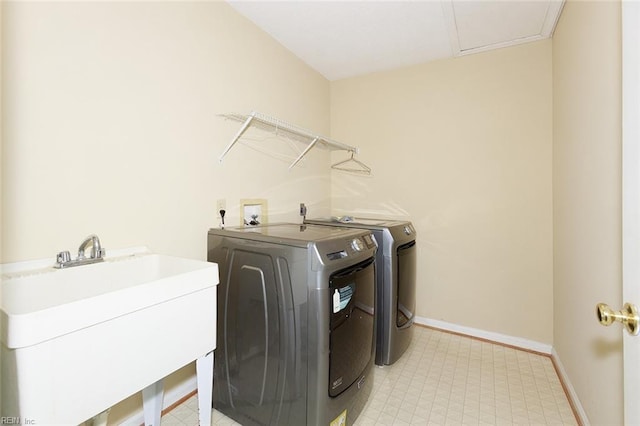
(142, 379), (164, 426)
(196, 351), (214, 426)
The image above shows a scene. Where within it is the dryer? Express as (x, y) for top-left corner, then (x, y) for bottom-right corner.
(207, 223), (377, 426)
(304, 217), (416, 366)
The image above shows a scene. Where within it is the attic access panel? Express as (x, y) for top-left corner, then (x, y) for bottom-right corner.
(443, 0), (565, 55)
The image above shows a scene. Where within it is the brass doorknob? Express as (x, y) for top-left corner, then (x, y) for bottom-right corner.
(596, 302), (639, 336)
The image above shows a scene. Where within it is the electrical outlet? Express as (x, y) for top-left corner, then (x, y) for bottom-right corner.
(217, 199), (226, 213)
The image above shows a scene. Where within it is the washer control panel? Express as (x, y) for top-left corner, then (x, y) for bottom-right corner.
(325, 234), (376, 261)
(351, 238), (365, 252)
(363, 233), (377, 248)
(326, 250), (348, 260)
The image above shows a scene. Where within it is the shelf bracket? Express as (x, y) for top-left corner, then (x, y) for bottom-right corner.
(218, 115), (253, 163)
(289, 137), (319, 170)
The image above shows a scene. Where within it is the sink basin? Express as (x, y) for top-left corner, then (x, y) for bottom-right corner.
(2, 251), (217, 349)
(1, 249), (219, 424)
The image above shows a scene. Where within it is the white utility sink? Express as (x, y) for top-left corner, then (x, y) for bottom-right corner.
(1, 249), (219, 425)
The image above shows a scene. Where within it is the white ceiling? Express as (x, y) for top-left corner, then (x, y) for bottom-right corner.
(227, 0), (565, 81)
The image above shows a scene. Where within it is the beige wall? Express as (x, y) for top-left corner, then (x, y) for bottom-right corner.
(552, 1), (623, 424)
(0, 0), (3, 417)
(1, 1), (331, 265)
(330, 41), (554, 344)
(1, 1), (331, 423)
(0, 0), (3, 266)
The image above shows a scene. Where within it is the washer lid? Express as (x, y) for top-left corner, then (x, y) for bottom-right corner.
(306, 217), (411, 229)
(209, 223), (369, 246)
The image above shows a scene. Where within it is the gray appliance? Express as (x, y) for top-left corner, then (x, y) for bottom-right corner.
(304, 217), (416, 366)
(207, 223), (377, 426)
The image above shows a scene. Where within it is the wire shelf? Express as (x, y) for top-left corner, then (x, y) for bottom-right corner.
(218, 111), (359, 170)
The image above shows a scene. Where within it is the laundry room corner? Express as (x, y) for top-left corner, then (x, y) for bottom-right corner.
(329, 40), (554, 347)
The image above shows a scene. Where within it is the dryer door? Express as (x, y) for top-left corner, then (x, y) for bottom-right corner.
(328, 257), (375, 398)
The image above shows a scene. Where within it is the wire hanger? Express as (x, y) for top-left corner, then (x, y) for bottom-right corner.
(331, 151), (372, 175)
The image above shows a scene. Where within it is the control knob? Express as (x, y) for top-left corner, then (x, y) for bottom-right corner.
(351, 238), (364, 252)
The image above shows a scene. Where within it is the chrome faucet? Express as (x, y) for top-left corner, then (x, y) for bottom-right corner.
(55, 234), (106, 269)
(77, 234), (104, 260)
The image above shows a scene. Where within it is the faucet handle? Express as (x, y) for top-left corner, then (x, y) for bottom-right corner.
(95, 247), (106, 259)
(56, 251), (71, 264)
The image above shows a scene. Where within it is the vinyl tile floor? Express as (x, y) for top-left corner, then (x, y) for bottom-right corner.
(161, 326), (578, 425)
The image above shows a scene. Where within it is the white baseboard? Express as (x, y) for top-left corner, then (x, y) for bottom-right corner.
(551, 348), (590, 426)
(118, 375), (197, 426)
(414, 316), (553, 354)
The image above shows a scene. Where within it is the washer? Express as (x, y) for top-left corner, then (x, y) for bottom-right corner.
(207, 223), (377, 426)
(304, 217), (417, 366)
